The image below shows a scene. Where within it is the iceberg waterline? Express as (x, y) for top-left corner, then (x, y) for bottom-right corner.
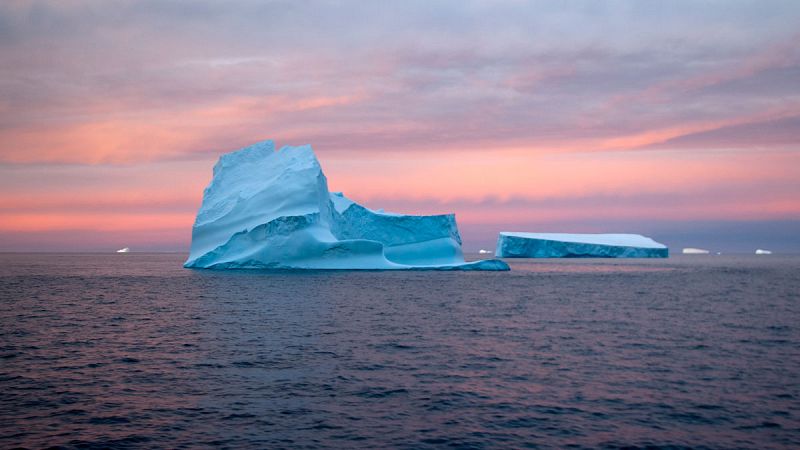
(185, 140), (509, 270)
(495, 232), (668, 258)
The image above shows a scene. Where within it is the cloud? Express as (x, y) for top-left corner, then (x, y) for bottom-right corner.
(1, 1), (800, 251)
(645, 115), (800, 150)
(2, 1), (800, 164)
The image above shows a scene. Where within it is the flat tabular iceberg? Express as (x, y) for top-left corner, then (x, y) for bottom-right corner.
(185, 140), (508, 271)
(755, 249), (773, 255)
(495, 232), (668, 258)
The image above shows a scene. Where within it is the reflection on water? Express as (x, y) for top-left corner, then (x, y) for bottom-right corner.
(1, 253), (799, 448)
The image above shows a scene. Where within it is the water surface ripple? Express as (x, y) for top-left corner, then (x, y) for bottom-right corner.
(1, 253), (798, 448)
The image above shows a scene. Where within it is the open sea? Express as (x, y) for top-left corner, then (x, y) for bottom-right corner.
(1, 253), (798, 449)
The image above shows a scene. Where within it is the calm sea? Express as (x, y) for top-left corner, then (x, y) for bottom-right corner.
(1, 253), (799, 449)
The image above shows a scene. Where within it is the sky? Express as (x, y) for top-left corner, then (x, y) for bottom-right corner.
(1, 0), (799, 253)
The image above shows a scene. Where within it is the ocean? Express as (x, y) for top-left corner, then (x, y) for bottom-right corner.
(1, 253), (798, 449)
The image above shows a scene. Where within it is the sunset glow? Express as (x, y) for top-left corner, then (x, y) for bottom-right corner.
(1, 1), (799, 251)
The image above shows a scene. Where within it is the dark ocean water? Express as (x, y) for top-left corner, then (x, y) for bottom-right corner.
(1, 253), (799, 449)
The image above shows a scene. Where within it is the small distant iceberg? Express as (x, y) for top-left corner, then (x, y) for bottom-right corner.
(116, 247), (130, 253)
(682, 248), (710, 255)
(755, 249), (773, 255)
(478, 249), (492, 254)
(495, 232), (668, 258)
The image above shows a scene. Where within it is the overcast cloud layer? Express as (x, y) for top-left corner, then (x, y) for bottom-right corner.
(1, 1), (799, 251)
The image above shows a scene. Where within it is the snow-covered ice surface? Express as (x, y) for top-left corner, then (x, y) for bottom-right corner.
(185, 140), (508, 270)
(683, 248), (710, 255)
(495, 232), (668, 258)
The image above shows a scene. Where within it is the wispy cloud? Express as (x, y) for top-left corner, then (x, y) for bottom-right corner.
(1, 1), (799, 250)
(2, 1), (799, 164)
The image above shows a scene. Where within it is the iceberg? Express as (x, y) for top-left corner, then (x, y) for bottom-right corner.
(185, 140), (508, 271)
(495, 232), (668, 258)
(682, 248), (710, 255)
(755, 249), (772, 255)
(116, 247), (130, 253)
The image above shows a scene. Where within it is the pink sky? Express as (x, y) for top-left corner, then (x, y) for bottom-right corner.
(1, 1), (799, 252)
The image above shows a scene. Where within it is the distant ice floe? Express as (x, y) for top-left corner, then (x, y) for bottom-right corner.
(478, 249), (492, 254)
(495, 232), (668, 258)
(755, 249), (773, 255)
(682, 248), (710, 255)
(116, 247), (130, 253)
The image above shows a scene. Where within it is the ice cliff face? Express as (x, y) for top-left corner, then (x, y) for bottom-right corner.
(495, 232), (668, 258)
(185, 140), (509, 270)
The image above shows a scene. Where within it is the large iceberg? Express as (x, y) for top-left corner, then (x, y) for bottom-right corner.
(185, 140), (509, 270)
(495, 232), (668, 258)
